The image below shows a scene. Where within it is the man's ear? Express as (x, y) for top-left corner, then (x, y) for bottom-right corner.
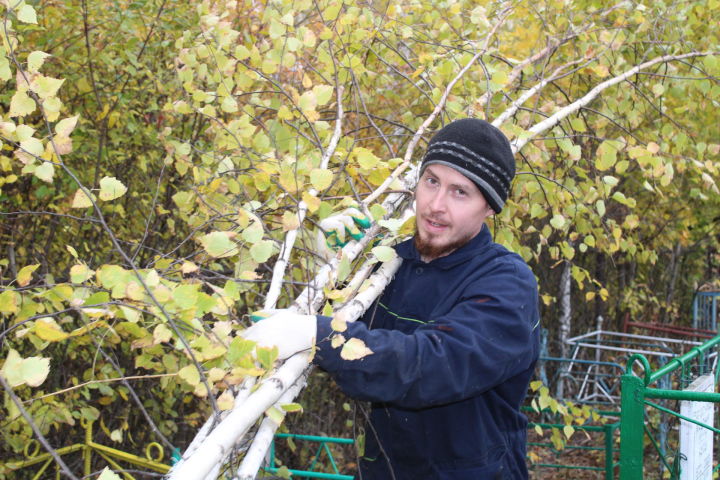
(487, 206), (495, 216)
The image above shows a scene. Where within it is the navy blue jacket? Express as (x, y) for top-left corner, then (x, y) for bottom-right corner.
(314, 225), (540, 479)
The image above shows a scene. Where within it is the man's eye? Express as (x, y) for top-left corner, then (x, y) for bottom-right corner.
(455, 188), (466, 196)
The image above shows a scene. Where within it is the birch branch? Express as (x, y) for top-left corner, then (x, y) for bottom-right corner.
(167, 353), (310, 479)
(264, 87), (344, 310)
(491, 58), (589, 128)
(233, 371), (309, 480)
(233, 252), (405, 478)
(361, 12), (508, 207)
(511, 51), (714, 153)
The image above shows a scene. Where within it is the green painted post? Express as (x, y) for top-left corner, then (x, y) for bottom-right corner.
(619, 374), (645, 480)
(604, 422), (619, 480)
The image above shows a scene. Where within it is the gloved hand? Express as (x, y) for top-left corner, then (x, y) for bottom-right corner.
(242, 310), (317, 360)
(316, 207), (371, 259)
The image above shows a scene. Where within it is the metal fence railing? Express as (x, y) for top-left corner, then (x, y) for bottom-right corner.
(619, 333), (720, 479)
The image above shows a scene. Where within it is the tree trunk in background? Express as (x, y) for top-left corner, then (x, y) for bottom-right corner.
(556, 260), (572, 399)
(662, 243), (683, 324)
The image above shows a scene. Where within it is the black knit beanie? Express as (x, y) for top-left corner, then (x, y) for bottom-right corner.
(419, 118), (515, 213)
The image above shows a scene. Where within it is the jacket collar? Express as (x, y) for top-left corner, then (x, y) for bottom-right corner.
(395, 224), (492, 270)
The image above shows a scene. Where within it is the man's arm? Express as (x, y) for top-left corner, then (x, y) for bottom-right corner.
(313, 258), (540, 409)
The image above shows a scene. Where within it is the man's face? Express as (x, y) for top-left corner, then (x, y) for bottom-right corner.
(414, 164), (493, 262)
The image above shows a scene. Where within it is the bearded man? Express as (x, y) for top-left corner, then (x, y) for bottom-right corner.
(246, 118), (540, 480)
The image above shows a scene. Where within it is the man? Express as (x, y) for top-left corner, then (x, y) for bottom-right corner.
(246, 118), (540, 479)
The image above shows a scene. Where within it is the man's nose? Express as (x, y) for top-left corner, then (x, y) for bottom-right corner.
(428, 189), (447, 212)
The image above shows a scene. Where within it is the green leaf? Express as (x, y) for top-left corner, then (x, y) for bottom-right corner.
(549, 214), (566, 230)
(281, 403), (303, 413)
(313, 84), (334, 106)
(27, 51), (51, 72)
(34, 162), (55, 183)
(354, 147), (380, 169)
(99, 176), (128, 201)
(602, 175), (619, 186)
(17, 4), (37, 24)
(596, 141), (618, 171)
(530, 203), (545, 218)
(337, 254), (351, 282)
(310, 168), (333, 190)
(227, 337), (255, 365)
(199, 231), (239, 258)
(250, 239), (275, 263)
(256, 346), (278, 369)
(371, 246), (396, 262)
(17, 264), (39, 287)
(1, 349), (24, 386)
(9, 90), (36, 117)
(0, 55), (11, 81)
(242, 220), (264, 243)
(221, 96), (238, 113)
(265, 405), (285, 424)
(173, 284), (199, 309)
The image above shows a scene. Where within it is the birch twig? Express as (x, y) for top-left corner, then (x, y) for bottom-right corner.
(511, 51), (713, 153)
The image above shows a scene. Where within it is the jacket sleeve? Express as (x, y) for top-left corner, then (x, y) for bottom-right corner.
(312, 257), (540, 409)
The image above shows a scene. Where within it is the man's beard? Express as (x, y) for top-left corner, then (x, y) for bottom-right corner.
(414, 223), (474, 261)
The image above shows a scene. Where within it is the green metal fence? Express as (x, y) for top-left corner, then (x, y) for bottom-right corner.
(528, 417), (619, 479)
(264, 433), (355, 479)
(619, 333), (720, 479)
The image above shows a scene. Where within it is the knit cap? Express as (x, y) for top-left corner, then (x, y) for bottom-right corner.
(420, 118), (515, 213)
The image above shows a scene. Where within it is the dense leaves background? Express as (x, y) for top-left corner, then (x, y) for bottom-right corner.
(0, 0), (718, 477)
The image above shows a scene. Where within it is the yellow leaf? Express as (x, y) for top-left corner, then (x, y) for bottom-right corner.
(9, 90), (36, 117)
(371, 246), (396, 263)
(71, 188), (95, 208)
(33, 162), (54, 183)
(178, 365), (200, 387)
(55, 116), (79, 137)
(17, 4), (38, 24)
(0, 290), (19, 314)
(302, 191), (321, 212)
(207, 367), (226, 383)
(27, 51), (50, 73)
(217, 390), (235, 411)
(340, 338), (373, 360)
(331, 334), (346, 349)
(17, 264), (40, 287)
(98, 176), (127, 201)
(281, 211), (300, 231)
(30, 75), (65, 99)
(330, 315), (347, 332)
(35, 317), (69, 342)
(153, 324), (172, 344)
(310, 168), (333, 190)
